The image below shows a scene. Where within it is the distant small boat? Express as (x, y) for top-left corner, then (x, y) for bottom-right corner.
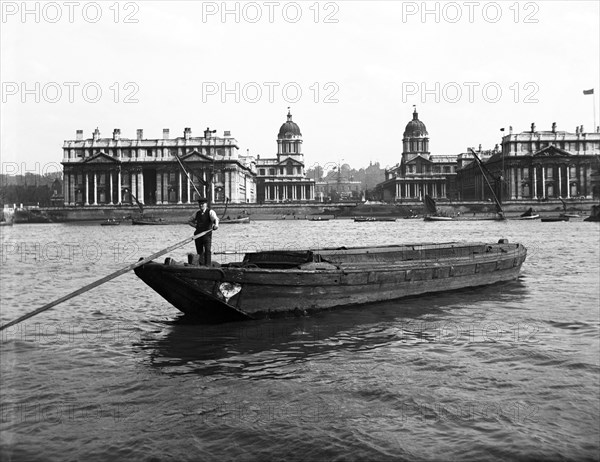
(511, 208), (540, 220)
(423, 196), (454, 221)
(220, 216), (251, 224)
(132, 216), (170, 225)
(100, 219), (121, 226)
(559, 198), (580, 219)
(354, 217), (397, 222)
(541, 216), (569, 222)
(0, 220), (13, 227)
(309, 217), (330, 221)
(584, 205), (600, 222)
(512, 214), (540, 221)
(424, 216), (453, 221)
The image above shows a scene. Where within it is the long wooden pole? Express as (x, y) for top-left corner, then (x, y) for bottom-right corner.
(469, 148), (504, 215)
(0, 229), (212, 332)
(174, 153), (202, 198)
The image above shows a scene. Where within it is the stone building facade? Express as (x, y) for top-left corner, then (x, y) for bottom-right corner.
(255, 111), (315, 203)
(456, 123), (600, 201)
(61, 127), (256, 206)
(378, 108), (457, 201)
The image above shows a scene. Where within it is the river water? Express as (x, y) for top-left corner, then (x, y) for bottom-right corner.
(0, 219), (599, 461)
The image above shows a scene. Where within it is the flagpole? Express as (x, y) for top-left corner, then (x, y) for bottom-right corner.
(584, 89), (596, 130)
(594, 92), (597, 130)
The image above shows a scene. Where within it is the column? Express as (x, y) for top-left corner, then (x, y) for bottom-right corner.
(70, 173), (76, 205)
(131, 172), (137, 202)
(533, 166), (538, 199)
(138, 171), (145, 204)
(558, 165), (562, 198)
(178, 172), (182, 204)
(541, 166), (546, 199)
(157, 172), (163, 204)
(585, 164), (592, 198)
(164, 172), (170, 203)
(510, 168), (516, 200)
(187, 173), (192, 204)
(117, 170), (122, 204)
(311, 184), (315, 200)
(109, 172), (114, 204)
(579, 165), (585, 197)
(516, 168), (522, 199)
(84, 173), (89, 205)
(566, 166), (571, 198)
(93, 173), (98, 205)
(62, 173), (68, 205)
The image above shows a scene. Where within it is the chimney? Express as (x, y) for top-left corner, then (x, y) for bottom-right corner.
(580, 125), (584, 133)
(576, 126), (580, 135)
(531, 123), (536, 133)
(163, 128), (170, 140)
(93, 128), (100, 141)
(224, 130), (231, 137)
(113, 128), (121, 141)
(76, 129), (83, 141)
(137, 129), (143, 140)
(184, 127), (192, 140)
(551, 122), (556, 133)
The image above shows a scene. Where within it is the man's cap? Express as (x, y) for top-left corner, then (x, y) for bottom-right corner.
(198, 197), (208, 204)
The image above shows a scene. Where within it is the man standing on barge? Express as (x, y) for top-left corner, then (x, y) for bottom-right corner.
(188, 198), (219, 265)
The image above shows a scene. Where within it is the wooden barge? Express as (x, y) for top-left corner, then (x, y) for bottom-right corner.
(134, 240), (527, 324)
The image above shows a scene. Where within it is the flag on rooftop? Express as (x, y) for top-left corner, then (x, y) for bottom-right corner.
(583, 89), (594, 95)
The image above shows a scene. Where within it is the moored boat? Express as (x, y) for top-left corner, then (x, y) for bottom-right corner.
(540, 216), (569, 222)
(134, 239), (527, 323)
(132, 216), (170, 225)
(423, 215), (453, 221)
(354, 217), (397, 222)
(584, 204), (600, 222)
(100, 218), (121, 226)
(220, 216), (251, 224)
(511, 208), (540, 220)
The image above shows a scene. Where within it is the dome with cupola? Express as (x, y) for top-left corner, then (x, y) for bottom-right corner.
(403, 107), (428, 138)
(278, 109), (302, 139)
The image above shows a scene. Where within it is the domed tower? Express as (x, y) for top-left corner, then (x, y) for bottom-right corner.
(402, 107), (430, 162)
(277, 108), (303, 160)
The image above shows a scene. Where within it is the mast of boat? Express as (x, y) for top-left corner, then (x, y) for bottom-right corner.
(125, 188), (144, 215)
(468, 148), (505, 217)
(174, 153), (203, 199)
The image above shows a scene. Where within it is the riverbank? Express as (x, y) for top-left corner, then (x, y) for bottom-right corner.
(12, 198), (599, 223)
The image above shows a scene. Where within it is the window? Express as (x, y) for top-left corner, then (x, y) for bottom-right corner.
(546, 167), (553, 178)
(269, 168), (275, 176)
(259, 169), (265, 176)
(569, 166), (576, 177)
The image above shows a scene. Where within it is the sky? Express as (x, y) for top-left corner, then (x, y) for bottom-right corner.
(1, 0), (599, 177)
